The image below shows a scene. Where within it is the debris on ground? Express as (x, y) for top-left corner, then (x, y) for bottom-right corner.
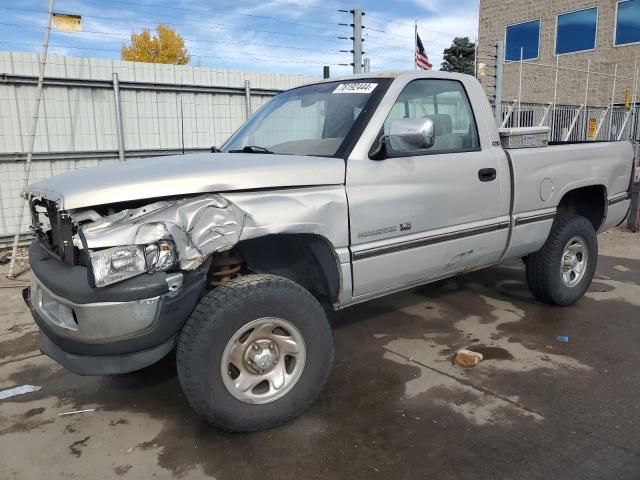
(58, 408), (96, 417)
(0, 384), (41, 400)
(0, 246), (30, 278)
(453, 349), (483, 367)
(555, 335), (569, 343)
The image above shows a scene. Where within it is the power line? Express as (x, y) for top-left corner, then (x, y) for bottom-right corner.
(0, 6), (342, 41)
(366, 13), (461, 38)
(0, 4), (452, 70)
(366, 36), (451, 51)
(0, 21), (341, 54)
(365, 27), (415, 42)
(67, 0), (340, 29)
(0, 19), (441, 69)
(75, 0), (339, 13)
(265, 0), (338, 12)
(0, 40), (343, 66)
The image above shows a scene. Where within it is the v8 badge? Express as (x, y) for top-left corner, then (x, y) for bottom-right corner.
(400, 222), (412, 231)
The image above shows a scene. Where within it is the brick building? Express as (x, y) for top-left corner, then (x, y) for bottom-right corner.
(477, 0), (640, 107)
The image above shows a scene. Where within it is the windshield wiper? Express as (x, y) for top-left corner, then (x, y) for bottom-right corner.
(228, 145), (274, 154)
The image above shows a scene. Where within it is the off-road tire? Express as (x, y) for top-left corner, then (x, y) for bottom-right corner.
(525, 214), (598, 306)
(177, 274), (334, 432)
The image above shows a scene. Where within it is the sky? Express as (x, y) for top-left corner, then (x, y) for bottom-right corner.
(0, 0), (479, 76)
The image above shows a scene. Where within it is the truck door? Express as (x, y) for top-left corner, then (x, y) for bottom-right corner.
(346, 78), (505, 298)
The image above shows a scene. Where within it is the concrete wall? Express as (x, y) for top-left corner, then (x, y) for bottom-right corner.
(478, 0), (640, 106)
(0, 52), (318, 244)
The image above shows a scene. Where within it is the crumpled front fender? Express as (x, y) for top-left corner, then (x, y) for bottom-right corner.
(78, 194), (246, 270)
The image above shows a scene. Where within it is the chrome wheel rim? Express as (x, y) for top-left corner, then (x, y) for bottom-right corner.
(560, 236), (588, 288)
(221, 317), (306, 404)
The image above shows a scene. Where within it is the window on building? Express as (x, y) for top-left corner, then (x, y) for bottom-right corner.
(505, 20), (540, 61)
(555, 7), (598, 55)
(616, 0), (640, 46)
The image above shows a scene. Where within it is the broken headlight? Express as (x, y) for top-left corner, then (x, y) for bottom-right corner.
(89, 240), (178, 287)
(144, 240), (178, 273)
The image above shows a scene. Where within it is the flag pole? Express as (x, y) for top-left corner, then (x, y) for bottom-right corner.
(414, 19), (418, 70)
(7, 0), (54, 278)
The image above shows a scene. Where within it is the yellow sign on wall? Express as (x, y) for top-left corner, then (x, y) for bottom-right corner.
(587, 118), (597, 139)
(53, 13), (82, 33)
(625, 89), (632, 109)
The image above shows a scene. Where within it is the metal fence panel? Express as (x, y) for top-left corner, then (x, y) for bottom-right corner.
(500, 101), (637, 142)
(0, 52), (317, 245)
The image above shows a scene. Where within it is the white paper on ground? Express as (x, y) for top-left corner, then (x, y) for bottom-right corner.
(0, 384), (41, 400)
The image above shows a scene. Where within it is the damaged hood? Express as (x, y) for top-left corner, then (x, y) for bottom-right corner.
(26, 152), (345, 209)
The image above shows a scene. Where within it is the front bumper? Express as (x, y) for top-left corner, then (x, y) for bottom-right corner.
(24, 242), (206, 375)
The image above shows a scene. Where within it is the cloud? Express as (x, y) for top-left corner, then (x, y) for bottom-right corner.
(362, 2), (479, 71)
(0, 0), (479, 75)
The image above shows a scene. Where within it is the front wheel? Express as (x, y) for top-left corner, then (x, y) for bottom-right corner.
(177, 274), (334, 432)
(525, 214), (598, 306)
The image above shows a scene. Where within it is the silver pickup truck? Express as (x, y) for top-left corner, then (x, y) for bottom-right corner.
(23, 71), (634, 431)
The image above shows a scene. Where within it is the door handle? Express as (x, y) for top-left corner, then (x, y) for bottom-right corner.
(478, 168), (497, 182)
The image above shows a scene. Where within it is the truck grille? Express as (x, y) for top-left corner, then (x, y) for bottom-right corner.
(30, 198), (76, 265)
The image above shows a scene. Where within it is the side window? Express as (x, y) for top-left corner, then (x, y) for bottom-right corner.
(383, 79), (480, 155)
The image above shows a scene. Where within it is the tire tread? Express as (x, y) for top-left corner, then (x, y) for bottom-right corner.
(177, 274), (333, 432)
(525, 214), (597, 306)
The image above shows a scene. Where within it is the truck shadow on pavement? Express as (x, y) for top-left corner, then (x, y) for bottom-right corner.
(1, 255), (639, 479)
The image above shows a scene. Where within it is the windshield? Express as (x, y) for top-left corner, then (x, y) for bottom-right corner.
(222, 80), (384, 157)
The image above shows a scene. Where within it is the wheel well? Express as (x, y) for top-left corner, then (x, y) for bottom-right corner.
(235, 234), (341, 305)
(556, 185), (606, 232)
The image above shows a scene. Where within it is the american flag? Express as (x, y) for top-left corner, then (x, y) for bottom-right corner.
(415, 32), (432, 70)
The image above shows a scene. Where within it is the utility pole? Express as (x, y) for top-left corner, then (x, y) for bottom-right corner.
(414, 19), (418, 70)
(473, 39), (478, 78)
(352, 9), (363, 74)
(494, 41), (504, 126)
(363, 57), (370, 73)
(8, 0), (54, 278)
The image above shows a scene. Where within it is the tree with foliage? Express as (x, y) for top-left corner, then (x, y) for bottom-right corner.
(122, 24), (191, 65)
(440, 37), (476, 75)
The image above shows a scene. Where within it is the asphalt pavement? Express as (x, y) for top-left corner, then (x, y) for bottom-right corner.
(1, 229), (639, 479)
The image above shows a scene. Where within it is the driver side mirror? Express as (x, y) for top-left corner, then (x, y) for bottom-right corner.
(389, 117), (435, 150)
(369, 117), (435, 159)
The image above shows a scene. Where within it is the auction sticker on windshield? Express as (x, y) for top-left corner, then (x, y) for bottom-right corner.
(333, 83), (377, 94)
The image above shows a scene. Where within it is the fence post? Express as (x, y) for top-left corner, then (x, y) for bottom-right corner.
(631, 56), (638, 141)
(564, 105), (584, 141)
(607, 65), (618, 141)
(539, 102), (552, 126)
(244, 80), (252, 120)
(551, 56), (559, 141)
(595, 105), (610, 139)
(582, 58), (591, 140)
(517, 47), (523, 127)
(112, 73), (126, 162)
(7, 0), (54, 278)
(500, 99), (517, 128)
(494, 41), (503, 125)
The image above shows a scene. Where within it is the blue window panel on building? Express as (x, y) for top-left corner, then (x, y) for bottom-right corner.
(505, 20), (540, 61)
(556, 7), (598, 54)
(616, 0), (640, 46)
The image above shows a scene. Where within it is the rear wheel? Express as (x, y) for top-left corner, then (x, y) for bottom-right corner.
(177, 274), (333, 432)
(525, 214), (598, 306)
